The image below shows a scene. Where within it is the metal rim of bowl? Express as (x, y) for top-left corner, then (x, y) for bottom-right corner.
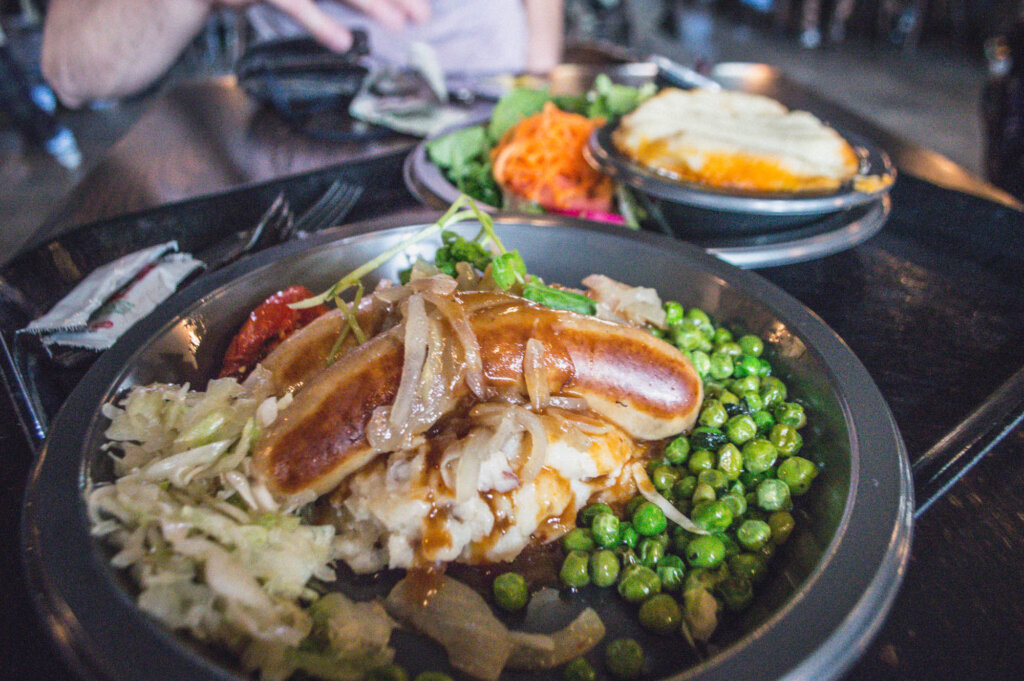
(585, 125), (896, 216)
(22, 214), (913, 681)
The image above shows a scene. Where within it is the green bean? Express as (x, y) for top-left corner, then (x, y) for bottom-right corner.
(522, 280), (596, 315)
(590, 549), (621, 588)
(493, 572), (529, 612)
(638, 593), (683, 635)
(605, 638), (644, 680)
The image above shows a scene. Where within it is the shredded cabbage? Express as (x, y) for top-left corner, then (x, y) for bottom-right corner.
(89, 370), (394, 681)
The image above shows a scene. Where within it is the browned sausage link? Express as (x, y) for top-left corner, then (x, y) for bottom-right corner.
(256, 291), (702, 497)
(255, 333), (404, 496)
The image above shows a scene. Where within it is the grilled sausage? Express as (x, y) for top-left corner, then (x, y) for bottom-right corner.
(254, 291), (702, 497)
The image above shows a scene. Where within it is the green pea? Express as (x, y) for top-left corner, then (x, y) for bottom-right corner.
(717, 532), (741, 558)
(686, 308), (714, 337)
(562, 528), (595, 553)
(774, 402), (807, 429)
(732, 375), (760, 394)
(752, 409), (775, 433)
(717, 443), (744, 480)
(688, 448), (715, 473)
(370, 665), (409, 681)
(691, 482), (716, 505)
(560, 550), (591, 588)
(579, 503), (614, 528)
(592, 512), (621, 548)
(616, 546), (640, 568)
(756, 479), (792, 512)
(708, 352), (734, 380)
(719, 390), (741, 406)
(618, 521), (639, 548)
(738, 334), (764, 357)
(663, 301), (684, 327)
(686, 535), (726, 568)
(692, 500), (733, 533)
(672, 475), (697, 500)
(590, 549), (621, 588)
(760, 376), (787, 406)
(733, 354), (762, 378)
(712, 327), (733, 345)
(632, 502), (667, 536)
(564, 657), (596, 681)
(493, 572), (529, 612)
(741, 391), (765, 413)
(648, 327), (667, 339)
(651, 465), (680, 494)
(625, 496), (646, 519)
(758, 541), (777, 562)
(718, 575), (754, 611)
(725, 414), (758, 445)
(651, 531), (670, 548)
(685, 566), (728, 593)
(739, 470), (766, 489)
(742, 439), (778, 474)
(716, 341), (744, 359)
(617, 565), (661, 603)
(698, 400), (728, 428)
(728, 552), (767, 584)
(720, 492), (747, 519)
(605, 638), (644, 680)
(656, 555), (686, 592)
(757, 357), (773, 377)
(414, 672), (454, 681)
(777, 456), (818, 495)
(769, 511), (796, 544)
(638, 593), (683, 635)
(664, 435), (690, 465)
(690, 350), (711, 377)
(736, 519), (772, 551)
(697, 468), (727, 493)
(672, 322), (704, 351)
(638, 537), (665, 568)
(769, 423), (803, 456)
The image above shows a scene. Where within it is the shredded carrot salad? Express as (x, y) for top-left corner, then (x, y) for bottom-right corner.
(491, 102), (614, 213)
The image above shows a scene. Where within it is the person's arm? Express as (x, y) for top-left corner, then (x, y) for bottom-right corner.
(523, 0), (563, 73)
(42, 0), (430, 108)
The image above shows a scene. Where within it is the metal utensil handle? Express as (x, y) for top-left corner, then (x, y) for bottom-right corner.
(0, 331), (45, 453)
(649, 54), (722, 91)
(912, 364), (1024, 517)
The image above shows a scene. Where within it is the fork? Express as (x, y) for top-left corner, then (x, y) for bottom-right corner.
(198, 193), (292, 271)
(291, 181), (364, 235)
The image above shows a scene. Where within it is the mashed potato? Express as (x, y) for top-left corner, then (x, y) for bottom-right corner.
(613, 88), (860, 193)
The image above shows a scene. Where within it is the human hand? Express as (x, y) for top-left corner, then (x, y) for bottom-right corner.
(217, 0), (431, 52)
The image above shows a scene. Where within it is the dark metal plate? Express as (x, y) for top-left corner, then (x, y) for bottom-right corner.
(22, 214), (912, 681)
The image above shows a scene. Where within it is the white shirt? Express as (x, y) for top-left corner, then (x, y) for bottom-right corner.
(247, 0), (528, 74)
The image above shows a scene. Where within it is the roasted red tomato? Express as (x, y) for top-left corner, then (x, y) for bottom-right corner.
(219, 285), (329, 379)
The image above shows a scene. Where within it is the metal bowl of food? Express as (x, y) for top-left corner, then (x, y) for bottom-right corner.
(23, 212), (912, 681)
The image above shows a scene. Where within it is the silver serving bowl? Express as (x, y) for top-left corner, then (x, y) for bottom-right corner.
(23, 213), (912, 681)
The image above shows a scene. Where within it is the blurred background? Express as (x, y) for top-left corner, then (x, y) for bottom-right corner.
(1, 0), (1022, 258)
